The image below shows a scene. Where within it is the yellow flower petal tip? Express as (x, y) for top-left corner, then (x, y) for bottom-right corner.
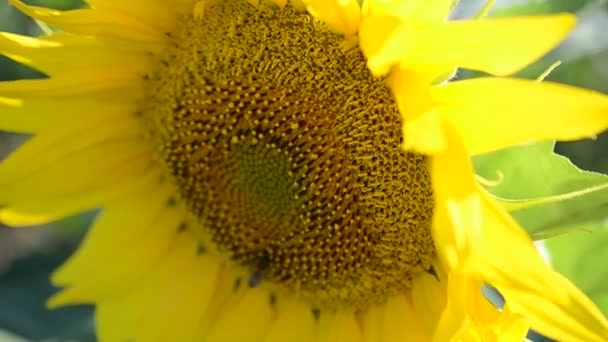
(0, 209), (53, 227)
(362, 12), (577, 80)
(433, 78), (608, 155)
(304, 0), (361, 36)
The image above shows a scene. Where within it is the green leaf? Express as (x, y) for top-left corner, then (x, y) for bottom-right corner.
(0, 330), (27, 342)
(473, 141), (608, 238)
(544, 228), (608, 315)
(489, 0), (591, 17)
(23, 0), (84, 10)
(0, 251), (95, 341)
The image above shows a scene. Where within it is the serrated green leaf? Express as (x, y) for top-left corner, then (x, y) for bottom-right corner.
(545, 228), (608, 315)
(473, 141), (608, 237)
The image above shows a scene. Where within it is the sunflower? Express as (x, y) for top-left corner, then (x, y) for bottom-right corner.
(1, 0), (607, 341)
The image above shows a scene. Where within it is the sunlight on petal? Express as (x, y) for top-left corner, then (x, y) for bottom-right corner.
(433, 78), (608, 155)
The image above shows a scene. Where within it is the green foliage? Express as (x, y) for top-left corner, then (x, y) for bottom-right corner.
(475, 141), (608, 316)
(477, 0), (608, 319)
(474, 142), (608, 238)
(0, 251), (95, 341)
(545, 230), (608, 315)
(23, 0), (83, 10)
(490, 0), (591, 16)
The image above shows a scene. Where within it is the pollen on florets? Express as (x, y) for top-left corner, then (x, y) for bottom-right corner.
(141, 0), (435, 310)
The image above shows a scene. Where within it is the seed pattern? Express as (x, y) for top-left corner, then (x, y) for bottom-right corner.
(142, 0), (435, 309)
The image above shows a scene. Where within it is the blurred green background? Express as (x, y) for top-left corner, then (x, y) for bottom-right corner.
(0, 0), (607, 341)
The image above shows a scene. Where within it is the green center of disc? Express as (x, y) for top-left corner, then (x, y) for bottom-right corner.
(231, 145), (297, 223)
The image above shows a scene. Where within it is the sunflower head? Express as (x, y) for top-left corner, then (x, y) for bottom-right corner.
(142, 0), (435, 308)
(2, 0), (608, 341)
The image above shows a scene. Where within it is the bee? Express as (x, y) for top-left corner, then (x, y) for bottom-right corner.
(248, 253), (270, 288)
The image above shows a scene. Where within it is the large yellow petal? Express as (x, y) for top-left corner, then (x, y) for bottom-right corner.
(264, 297), (316, 342)
(95, 231), (219, 342)
(361, 292), (431, 342)
(195, 265), (249, 339)
(433, 78), (608, 155)
(85, 0), (190, 29)
(0, 138), (154, 227)
(382, 293), (430, 341)
(0, 169), (158, 226)
(9, 0), (165, 47)
(401, 15), (575, 76)
(0, 69), (143, 98)
(467, 190), (608, 341)
(0, 70), (142, 132)
(316, 310), (363, 342)
(0, 139), (152, 204)
(432, 272), (471, 342)
(411, 272), (446, 336)
(359, 14), (410, 76)
(0, 112), (138, 184)
(0, 86), (137, 134)
(359, 0), (450, 76)
(362, 0), (451, 23)
(51, 181), (176, 286)
(304, 0), (361, 36)
(48, 207), (181, 305)
(206, 288), (276, 342)
(430, 121), (480, 269)
(0, 32), (152, 76)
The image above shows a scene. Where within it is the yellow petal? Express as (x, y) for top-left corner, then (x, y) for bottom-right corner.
(95, 231), (218, 342)
(360, 0), (451, 76)
(0, 69), (143, 98)
(403, 110), (446, 154)
(495, 308), (529, 342)
(389, 68), (435, 120)
(430, 121), (480, 269)
(388, 69), (448, 153)
(467, 190), (608, 342)
(383, 293), (430, 341)
(9, 0), (164, 45)
(361, 304), (382, 342)
(0, 140), (151, 204)
(51, 182), (175, 286)
(402, 15), (576, 76)
(0, 92), (136, 135)
(206, 288), (276, 342)
(196, 266), (249, 338)
(48, 210), (180, 305)
(305, 0), (361, 36)
(316, 310), (362, 342)
(359, 14), (404, 76)
(86, 0), (187, 28)
(0, 140), (155, 227)
(0, 32), (152, 76)
(433, 78), (608, 155)
(264, 297), (316, 342)
(432, 272), (471, 342)
(411, 272), (446, 336)
(0, 112), (138, 184)
(362, 0), (452, 23)
(269, 0), (288, 8)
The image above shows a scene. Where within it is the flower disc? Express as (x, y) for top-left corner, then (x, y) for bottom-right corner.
(142, 0), (435, 309)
